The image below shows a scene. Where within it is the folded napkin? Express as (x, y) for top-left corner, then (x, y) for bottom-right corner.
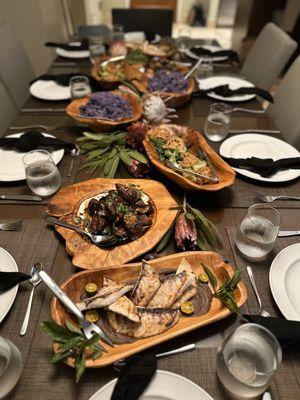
(222, 156), (300, 177)
(0, 131), (76, 153)
(200, 84), (273, 102)
(111, 354), (157, 400)
(190, 47), (240, 63)
(243, 315), (300, 347)
(45, 38), (89, 51)
(0, 271), (31, 293)
(30, 73), (102, 92)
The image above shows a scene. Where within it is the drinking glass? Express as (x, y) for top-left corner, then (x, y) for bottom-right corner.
(176, 27), (191, 52)
(0, 337), (22, 398)
(23, 150), (61, 197)
(69, 75), (91, 99)
(204, 103), (231, 142)
(112, 24), (124, 42)
(235, 204), (281, 260)
(195, 56), (213, 80)
(216, 324), (282, 399)
(89, 36), (105, 64)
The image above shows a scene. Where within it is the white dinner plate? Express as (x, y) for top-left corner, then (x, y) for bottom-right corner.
(0, 247), (18, 323)
(30, 80), (71, 101)
(55, 47), (90, 59)
(269, 243), (300, 321)
(185, 45), (227, 62)
(199, 76), (255, 102)
(219, 134), (300, 183)
(89, 370), (214, 400)
(0, 133), (64, 182)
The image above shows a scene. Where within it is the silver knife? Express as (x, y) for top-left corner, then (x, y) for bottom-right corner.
(278, 230), (300, 237)
(21, 108), (66, 113)
(0, 195), (42, 202)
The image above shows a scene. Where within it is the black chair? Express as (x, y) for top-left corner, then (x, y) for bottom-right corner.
(112, 8), (173, 39)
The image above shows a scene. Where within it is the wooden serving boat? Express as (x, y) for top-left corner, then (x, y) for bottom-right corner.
(46, 178), (178, 269)
(144, 124), (236, 191)
(51, 251), (247, 368)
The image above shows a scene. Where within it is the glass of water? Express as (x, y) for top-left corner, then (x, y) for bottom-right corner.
(23, 150), (61, 197)
(204, 102), (231, 142)
(69, 75), (91, 99)
(216, 324), (282, 399)
(195, 56), (214, 80)
(235, 204), (281, 261)
(89, 36), (105, 64)
(176, 27), (191, 52)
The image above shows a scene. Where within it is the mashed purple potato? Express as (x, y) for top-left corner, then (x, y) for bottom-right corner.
(80, 92), (133, 120)
(148, 70), (188, 94)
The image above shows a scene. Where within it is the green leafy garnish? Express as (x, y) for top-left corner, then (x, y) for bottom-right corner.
(203, 265), (218, 289)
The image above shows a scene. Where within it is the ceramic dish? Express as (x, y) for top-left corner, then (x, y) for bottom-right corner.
(0, 248), (18, 323)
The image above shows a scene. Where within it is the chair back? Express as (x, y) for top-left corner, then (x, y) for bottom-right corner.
(241, 23), (297, 90)
(268, 56), (300, 149)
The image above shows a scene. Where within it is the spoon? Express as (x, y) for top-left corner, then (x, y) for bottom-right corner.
(67, 144), (80, 177)
(247, 266), (271, 317)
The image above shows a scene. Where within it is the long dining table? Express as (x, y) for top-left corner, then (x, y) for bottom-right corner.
(1, 48), (300, 400)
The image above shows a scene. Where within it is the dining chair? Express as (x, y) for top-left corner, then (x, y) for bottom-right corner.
(267, 56), (300, 150)
(241, 23), (297, 90)
(0, 79), (17, 137)
(0, 21), (35, 110)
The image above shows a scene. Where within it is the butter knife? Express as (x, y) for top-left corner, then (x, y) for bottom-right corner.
(0, 195), (42, 202)
(278, 230), (300, 237)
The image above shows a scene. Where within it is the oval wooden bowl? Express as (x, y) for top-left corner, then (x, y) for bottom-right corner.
(51, 251), (247, 368)
(46, 178), (178, 270)
(66, 90), (142, 132)
(126, 42), (175, 58)
(144, 124), (236, 192)
(132, 73), (196, 108)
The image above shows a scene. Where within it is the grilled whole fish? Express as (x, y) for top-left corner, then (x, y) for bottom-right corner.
(131, 261), (161, 306)
(108, 295), (140, 322)
(107, 307), (179, 339)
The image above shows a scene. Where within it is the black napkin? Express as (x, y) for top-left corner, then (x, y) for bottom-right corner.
(111, 354), (157, 400)
(0, 271), (31, 293)
(30, 73), (102, 92)
(243, 315), (300, 347)
(200, 84), (273, 102)
(0, 131), (76, 153)
(190, 47), (240, 63)
(45, 38), (89, 51)
(222, 156), (300, 177)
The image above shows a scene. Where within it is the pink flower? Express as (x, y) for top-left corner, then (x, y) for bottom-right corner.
(175, 213), (197, 251)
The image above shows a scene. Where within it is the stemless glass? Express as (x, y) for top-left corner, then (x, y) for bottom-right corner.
(235, 204), (281, 260)
(23, 150), (61, 197)
(89, 36), (105, 64)
(204, 103), (231, 142)
(216, 324), (282, 399)
(69, 75), (91, 99)
(195, 56), (213, 80)
(112, 24), (124, 42)
(176, 27), (191, 52)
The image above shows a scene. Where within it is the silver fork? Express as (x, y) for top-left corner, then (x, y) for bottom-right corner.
(20, 263), (43, 336)
(165, 160), (219, 183)
(39, 270), (114, 347)
(247, 266), (271, 317)
(232, 108), (266, 114)
(255, 193), (300, 203)
(0, 219), (23, 231)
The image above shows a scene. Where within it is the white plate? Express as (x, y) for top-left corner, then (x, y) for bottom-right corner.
(30, 80), (71, 101)
(55, 47), (90, 59)
(199, 76), (255, 102)
(269, 243), (300, 321)
(0, 248), (18, 323)
(0, 133), (64, 182)
(89, 370), (214, 400)
(185, 45), (227, 62)
(219, 134), (300, 183)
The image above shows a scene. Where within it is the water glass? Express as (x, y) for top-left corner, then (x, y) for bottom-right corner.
(176, 27), (191, 52)
(23, 150), (61, 197)
(195, 56), (214, 80)
(89, 36), (105, 64)
(0, 337), (22, 398)
(235, 204), (281, 260)
(70, 75), (91, 99)
(112, 24), (124, 42)
(204, 103), (231, 142)
(216, 324), (282, 399)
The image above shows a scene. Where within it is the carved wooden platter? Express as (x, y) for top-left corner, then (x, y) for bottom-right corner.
(46, 178), (178, 269)
(144, 124), (236, 191)
(51, 251), (247, 368)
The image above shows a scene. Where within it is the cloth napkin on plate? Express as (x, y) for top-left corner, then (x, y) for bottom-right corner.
(189, 47), (240, 63)
(0, 271), (31, 293)
(0, 131), (76, 153)
(243, 315), (300, 347)
(111, 354), (157, 400)
(45, 38), (89, 51)
(200, 84), (273, 102)
(30, 73), (102, 92)
(222, 156), (300, 177)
